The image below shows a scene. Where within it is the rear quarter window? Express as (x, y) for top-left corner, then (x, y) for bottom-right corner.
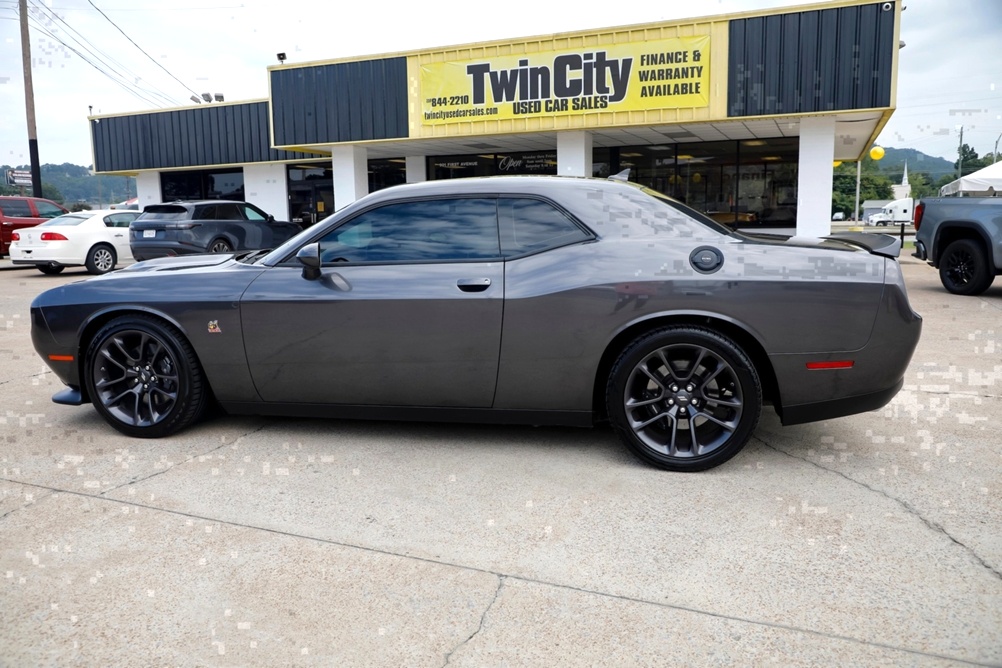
(498, 198), (591, 256)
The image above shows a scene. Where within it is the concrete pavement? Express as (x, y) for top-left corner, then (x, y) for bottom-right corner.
(0, 256), (999, 666)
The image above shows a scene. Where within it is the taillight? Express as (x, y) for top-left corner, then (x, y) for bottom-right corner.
(913, 202), (924, 231)
(40, 232), (68, 241)
(10, 232), (19, 241)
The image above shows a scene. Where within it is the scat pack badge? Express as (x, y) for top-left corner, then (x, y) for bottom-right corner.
(207, 320), (222, 334)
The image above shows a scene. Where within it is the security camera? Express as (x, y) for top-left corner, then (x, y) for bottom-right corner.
(277, 52), (287, 63)
(881, 2), (893, 10)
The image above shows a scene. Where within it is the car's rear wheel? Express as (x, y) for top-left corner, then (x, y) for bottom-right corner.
(939, 239), (994, 296)
(84, 315), (208, 438)
(85, 244), (116, 274)
(37, 264), (64, 275)
(607, 326), (762, 472)
(209, 239), (233, 253)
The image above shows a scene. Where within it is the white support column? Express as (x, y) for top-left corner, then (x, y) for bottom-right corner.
(405, 156), (427, 183)
(332, 144), (369, 207)
(557, 131), (593, 177)
(795, 116), (836, 238)
(243, 163), (289, 220)
(135, 171), (162, 207)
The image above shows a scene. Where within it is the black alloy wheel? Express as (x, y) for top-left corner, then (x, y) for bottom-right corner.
(84, 315), (208, 438)
(939, 239), (994, 296)
(209, 239), (233, 254)
(608, 326), (762, 472)
(86, 244), (116, 275)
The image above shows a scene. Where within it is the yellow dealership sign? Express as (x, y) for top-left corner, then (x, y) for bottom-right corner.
(420, 36), (709, 125)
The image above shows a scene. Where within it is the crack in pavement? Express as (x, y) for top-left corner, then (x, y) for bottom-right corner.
(99, 423), (269, 497)
(0, 489), (56, 523)
(908, 388), (1000, 400)
(0, 479), (995, 667)
(752, 435), (1002, 583)
(442, 576), (506, 667)
(0, 369), (51, 388)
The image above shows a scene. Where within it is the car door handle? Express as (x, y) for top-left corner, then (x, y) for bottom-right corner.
(457, 278), (491, 292)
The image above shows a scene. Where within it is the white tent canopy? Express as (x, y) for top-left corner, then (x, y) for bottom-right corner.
(940, 160), (1002, 196)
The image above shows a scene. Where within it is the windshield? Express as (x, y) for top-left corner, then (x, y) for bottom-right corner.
(137, 205), (188, 220)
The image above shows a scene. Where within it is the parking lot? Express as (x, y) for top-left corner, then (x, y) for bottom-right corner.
(1, 254), (999, 666)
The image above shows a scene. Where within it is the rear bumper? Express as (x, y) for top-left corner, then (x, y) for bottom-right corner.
(770, 263), (922, 426)
(778, 379), (903, 425)
(130, 241), (202, 261)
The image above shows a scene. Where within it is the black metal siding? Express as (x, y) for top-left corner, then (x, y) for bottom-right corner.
(728, 2), (895, 116)
(91, 102), (313, 172)
(270, 57), (409, 147)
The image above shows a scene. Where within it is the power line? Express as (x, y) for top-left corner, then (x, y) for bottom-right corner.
(22, 10), (166, 108)
(86, 0), (201, 99)
(25, 0), (182, 107)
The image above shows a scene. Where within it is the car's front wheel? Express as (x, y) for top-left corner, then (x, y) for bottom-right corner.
(607, 326), (762, 472)
(939, 239), (994, 296)
(84, 315), (208, 438)
(85, 244), (116, 274)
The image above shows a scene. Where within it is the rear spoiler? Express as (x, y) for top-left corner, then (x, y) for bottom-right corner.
(823, 232), (901, 259)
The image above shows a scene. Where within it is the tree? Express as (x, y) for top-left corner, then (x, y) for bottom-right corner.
(831, 161), (893, 218)
(954, 143), (994, 177)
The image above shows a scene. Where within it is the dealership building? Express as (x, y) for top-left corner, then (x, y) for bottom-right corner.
(89, 0), (901, 237)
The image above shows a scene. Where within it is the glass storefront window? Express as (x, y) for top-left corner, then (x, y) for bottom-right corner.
(428, 151), (557, 180)
(369, 158), (407, 192)
(160, 168), (243, 202)
(595, 138), (799, 226)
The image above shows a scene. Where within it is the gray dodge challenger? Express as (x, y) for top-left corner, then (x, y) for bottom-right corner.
(30, 176), (922, 471)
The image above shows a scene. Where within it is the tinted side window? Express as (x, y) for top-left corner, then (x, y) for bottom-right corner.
(193, 206), (217, 220)
(498, 198), (590, 256)
(0, 199), (32, 217)
(106, 213), (138, 227)
(318, 198), (499, 264)
(215, 204), (243, 220)
(35, 201), (66, 218)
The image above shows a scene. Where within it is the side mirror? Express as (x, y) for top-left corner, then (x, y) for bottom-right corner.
(296, 242), (322, 280)
(267, 214), (275, 223)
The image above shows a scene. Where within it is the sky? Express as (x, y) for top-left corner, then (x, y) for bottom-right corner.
(1, 0), (1000, 169)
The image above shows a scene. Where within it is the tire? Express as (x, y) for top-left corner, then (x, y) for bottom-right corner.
(939, 239), (994, 296)
(85, 244), (116, 275)
(84, 315), (209, 438)
(209, 239), (233, 254)
(606, 326), (762, 472)
(37, 264), (64, 275)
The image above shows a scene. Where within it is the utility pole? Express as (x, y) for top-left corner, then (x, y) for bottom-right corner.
(994, 132), (1001, 164)
(957, 125), (964, 180)
(19, 0), (43, 198)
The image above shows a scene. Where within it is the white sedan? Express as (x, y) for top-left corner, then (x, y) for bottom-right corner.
(9, 209), (139, 275)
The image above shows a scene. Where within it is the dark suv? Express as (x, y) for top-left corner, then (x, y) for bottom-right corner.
(0, 196), (69, 257)
(129, 200), (302, 261)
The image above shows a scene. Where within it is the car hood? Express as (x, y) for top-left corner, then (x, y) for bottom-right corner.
(116, 254), (239, 273)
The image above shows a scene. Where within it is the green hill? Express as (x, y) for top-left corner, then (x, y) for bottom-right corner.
(2, 163), (135, 208)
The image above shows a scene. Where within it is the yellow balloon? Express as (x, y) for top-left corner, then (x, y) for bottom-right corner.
(869, 146), (885, 161)
(833, 161), (842, 167)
